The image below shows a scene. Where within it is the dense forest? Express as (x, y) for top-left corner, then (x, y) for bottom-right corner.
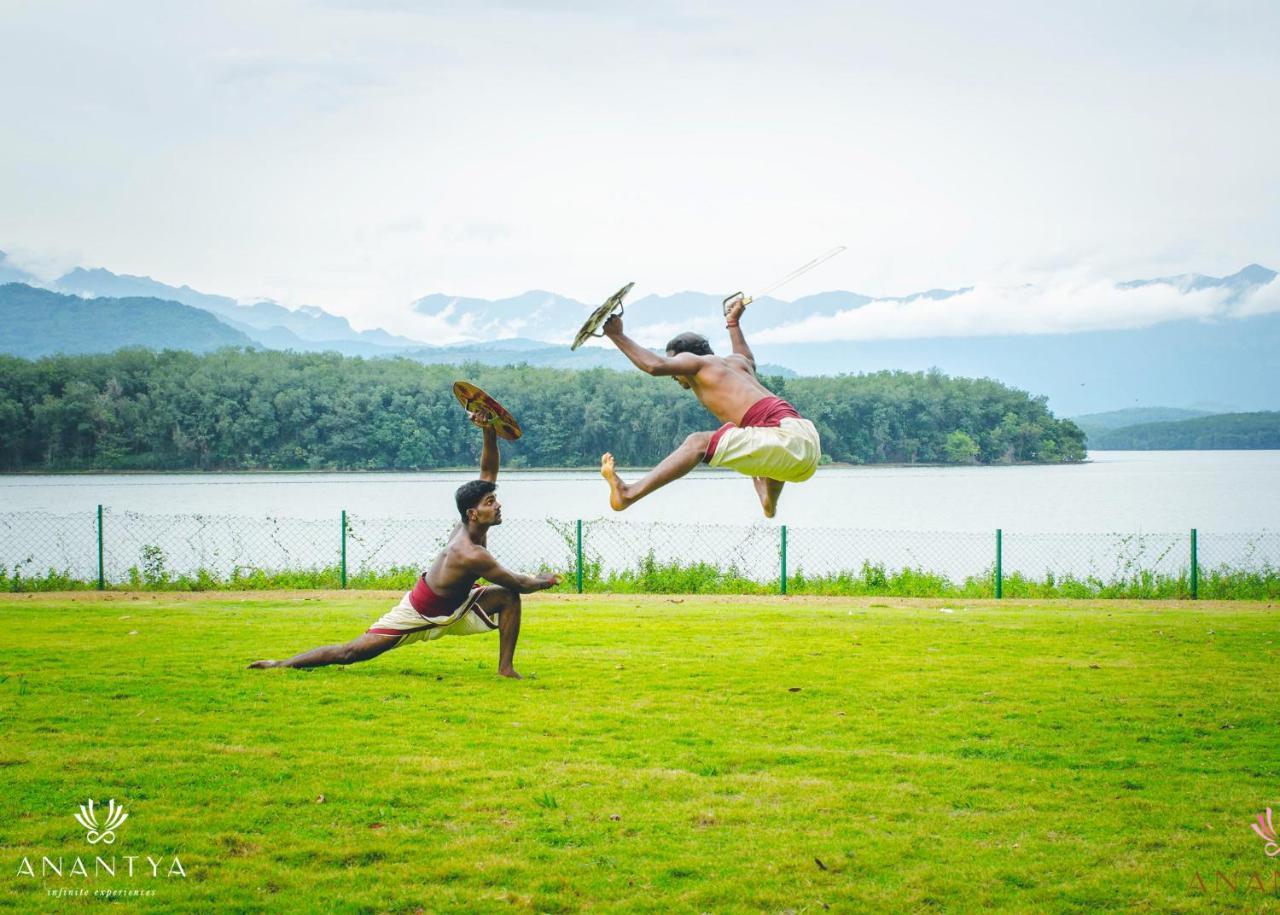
(1088, 411), (1280, 450)
(0, 349), (1085, 471)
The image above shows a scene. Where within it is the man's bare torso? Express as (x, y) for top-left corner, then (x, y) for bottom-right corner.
(686, 354), (773, 425)
(424, 526), (485, 596)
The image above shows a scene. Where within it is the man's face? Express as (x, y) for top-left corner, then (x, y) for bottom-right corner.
(666, 349), (693, 389)
(470, 492), (502, 526)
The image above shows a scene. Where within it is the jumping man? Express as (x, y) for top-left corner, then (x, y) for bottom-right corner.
(599, 299), (821, 517)
(250, 410), (558, 678)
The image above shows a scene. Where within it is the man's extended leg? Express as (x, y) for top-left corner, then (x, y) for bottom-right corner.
(752, 476), (786, 518)
(600, 431), (712, 511)
(476, 586), (523, 679)
(249, 631), (399, 669)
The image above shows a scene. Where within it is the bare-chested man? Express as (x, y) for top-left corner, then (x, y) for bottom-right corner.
(599, 299), (821, 518)
(250, 416), (557, 678)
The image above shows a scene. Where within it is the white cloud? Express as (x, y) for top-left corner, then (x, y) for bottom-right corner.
(383, 271), (1280, 348)
(754, 277), (1280, 344)
(1234, 277), (1280, 319)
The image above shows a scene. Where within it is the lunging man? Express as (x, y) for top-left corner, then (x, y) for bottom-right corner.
(250, 409), (557, 678)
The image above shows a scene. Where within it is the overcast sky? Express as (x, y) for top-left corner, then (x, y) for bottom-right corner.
(2, 0), (1277, 340)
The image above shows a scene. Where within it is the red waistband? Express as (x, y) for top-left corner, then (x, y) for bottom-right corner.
(741, 396), (800, 428)
(409, 575), (476, 617)
(703, 396), (802, 463)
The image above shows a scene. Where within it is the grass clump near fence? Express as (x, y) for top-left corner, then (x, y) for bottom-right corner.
(4, 557), (1278, 600)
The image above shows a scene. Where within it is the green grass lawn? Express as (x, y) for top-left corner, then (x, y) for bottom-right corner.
(1, 592), (1278, 913)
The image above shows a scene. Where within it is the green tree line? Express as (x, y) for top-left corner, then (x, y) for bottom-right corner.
(0, 348), (1085, 471)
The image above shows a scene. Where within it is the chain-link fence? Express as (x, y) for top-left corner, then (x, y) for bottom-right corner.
(0, 508), (1276, 599)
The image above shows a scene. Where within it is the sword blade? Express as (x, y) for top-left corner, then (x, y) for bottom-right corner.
(752, 246), (847, 300)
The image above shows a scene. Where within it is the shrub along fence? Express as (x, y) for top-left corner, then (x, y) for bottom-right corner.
(0, 508), (1276, 599)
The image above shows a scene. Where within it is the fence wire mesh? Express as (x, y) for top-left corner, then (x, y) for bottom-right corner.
(0, 511), (99, 581)
(1198, 530), (1280, 574)
(344, 515), (574, 581)
(786, 527), (993, 587)
(101, 510), (338, 586)
(581, 519), (780, 585)
(0, 508), (1276, 598)
(1003, 530), (1188, 583)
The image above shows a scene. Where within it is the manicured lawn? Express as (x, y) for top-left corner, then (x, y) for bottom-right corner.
(1, 592), (1277, 912)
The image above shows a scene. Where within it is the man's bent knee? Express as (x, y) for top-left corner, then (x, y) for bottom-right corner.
(486, 586), (521, 615)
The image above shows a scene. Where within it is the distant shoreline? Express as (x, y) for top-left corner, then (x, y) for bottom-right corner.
(2, 459), (1110, 476)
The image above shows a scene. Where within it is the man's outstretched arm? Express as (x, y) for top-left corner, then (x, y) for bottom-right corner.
(469, 548), (559, 594)
(725, 300), (756, 372)
(602, 314), (703, 377)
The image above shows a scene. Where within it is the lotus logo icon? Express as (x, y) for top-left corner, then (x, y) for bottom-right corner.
(1252, 807), (1280, 857)
(74, 799), (128, 845)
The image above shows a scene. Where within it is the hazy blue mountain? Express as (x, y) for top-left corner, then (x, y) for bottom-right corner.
(749, 308), (1280, 415)
(54, 267), (421, 350)
(12, 255), (1279, 417)
(442, 336), (562, 352)
(0, 284), (255, 357)
(1118, 263), (1276, 302)
(217, 320), (438, 357)
(412, 290), (588, 343)
(1070, 407), (1214, 436)
(55, 267), (241, 313)
(0, 280), (795, 374)
(1087, 411), (1280, 450)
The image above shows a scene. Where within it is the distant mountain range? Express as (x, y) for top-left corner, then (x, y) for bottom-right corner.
(1069, 407), (1213, 439)
(0, 284), (254, 358)
(1, 249), (1276, 414)
(1084, 411), (1280, 450)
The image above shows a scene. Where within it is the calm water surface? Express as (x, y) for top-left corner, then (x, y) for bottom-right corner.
(2, 451), (1277, 532)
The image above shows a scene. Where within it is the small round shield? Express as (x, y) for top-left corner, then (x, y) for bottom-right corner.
(571, 282), (634, 351)
(452, 381), (522, 441)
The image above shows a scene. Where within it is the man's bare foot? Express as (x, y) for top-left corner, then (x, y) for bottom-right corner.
(600, 452), (631, 511)
(498, 667), (523, 680)
(248, 659), (279, 669)
(753, 477), (778, 518)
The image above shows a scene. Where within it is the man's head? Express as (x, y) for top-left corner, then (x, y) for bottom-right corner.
(456, 479), (501, 526)
(665, 332), (711, 389)
(666, 332), (712, 357)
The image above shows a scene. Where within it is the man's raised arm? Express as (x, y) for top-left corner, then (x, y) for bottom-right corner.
(725, 300), (756, 372)
(478, 424), (498, 482)
(602, 314), (704, 377)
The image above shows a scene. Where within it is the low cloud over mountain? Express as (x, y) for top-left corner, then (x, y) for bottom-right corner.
(755, 266), (1278, 345)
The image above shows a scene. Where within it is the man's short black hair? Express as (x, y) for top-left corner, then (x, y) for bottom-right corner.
(456, 479), (497, 521)
(666, 332), (713, 356)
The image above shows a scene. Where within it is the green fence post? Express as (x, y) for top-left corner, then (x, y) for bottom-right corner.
(340, 510), (348, 589)
(576, 519), (584, 594)
(995, 528), (1003, 599)
(780, 525), (788, 595)
(1190, 528), (1198, 600)
(96, 504), (105, 591)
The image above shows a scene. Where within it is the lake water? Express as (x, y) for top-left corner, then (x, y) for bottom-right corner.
(2, 452), (1276, 583)
(1, 451), (1276, 531)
